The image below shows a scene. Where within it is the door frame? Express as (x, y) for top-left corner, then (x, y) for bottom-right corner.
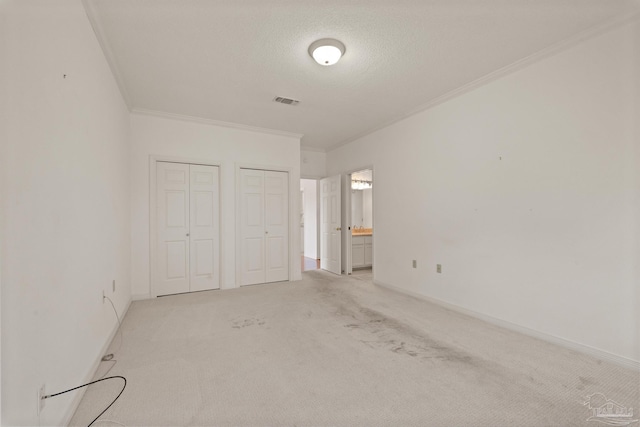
(344, 166), (374, 275)
(149, 155), (223, 298)
(235, 163), (296, 287)
(300, 176), (321, 264)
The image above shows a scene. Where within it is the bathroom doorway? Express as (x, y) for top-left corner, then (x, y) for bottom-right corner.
(347, 169), (373, 274)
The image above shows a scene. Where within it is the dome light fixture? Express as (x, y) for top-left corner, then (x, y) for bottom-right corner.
(308, 38), (346, 66)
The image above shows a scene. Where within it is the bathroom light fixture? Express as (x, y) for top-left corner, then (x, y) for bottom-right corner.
(308, 38), (346, 66)
(351, 180), (372, 190)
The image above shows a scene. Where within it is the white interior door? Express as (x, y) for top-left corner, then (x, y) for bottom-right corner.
(157, 162), (190, 296)
(265, 171), (289, 283)
(240, 168), (289, 286)
(240, 169), (266, 286)
(189, 164), (220, 291)
(320, 175), (341, 275)
(156, 162), (220, 296)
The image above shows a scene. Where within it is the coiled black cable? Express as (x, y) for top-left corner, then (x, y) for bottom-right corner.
(43, 376), (126, 427)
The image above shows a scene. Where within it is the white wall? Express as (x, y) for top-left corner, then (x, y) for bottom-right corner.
(301, 149), (327, 178)
(363, 188), (373, 228)
(327, 20), (640, 363)
(0, 1), (7, 419)
(1, 1), (131, 425)
(635, 21), (640, 361)
(351, 190), (364, 227)
(130, 113), (301, 298)
(301, 179), (319, 259)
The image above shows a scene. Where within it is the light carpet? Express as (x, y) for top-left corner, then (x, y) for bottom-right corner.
(69, 270), (639, 426)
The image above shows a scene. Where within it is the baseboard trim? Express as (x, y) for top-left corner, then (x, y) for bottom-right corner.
(60, 297), (132, 426)
(374, 280), (639, 371)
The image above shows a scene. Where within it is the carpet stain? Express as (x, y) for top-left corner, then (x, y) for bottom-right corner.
(316, 281), (475, 366)
(306, 273), (599, 413)
(579, 376), (597, 386)
(391, 341), (418, 357)
(231, 317), (266, 329)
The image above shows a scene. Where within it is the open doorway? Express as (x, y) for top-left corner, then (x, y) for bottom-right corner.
(300, 179), (320, 271)
(348, 169), (373, 274)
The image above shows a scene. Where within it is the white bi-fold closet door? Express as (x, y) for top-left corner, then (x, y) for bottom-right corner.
(240, 168), (289, 286)
(156, 162), (220, 296)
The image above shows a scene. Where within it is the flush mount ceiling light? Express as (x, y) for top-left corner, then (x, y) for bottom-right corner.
(308, 38), (346, 66)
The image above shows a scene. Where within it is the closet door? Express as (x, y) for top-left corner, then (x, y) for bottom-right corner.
(265, 171), (289, 283)
(240, 169), (289, 286)
(189, 164), (220, 291)
(156, 162), (220, 296)
(157, 162), (191, 296)
(240, 169), (266, 286)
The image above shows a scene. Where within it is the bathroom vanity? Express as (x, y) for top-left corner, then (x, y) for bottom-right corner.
(352, 229), (372, 268)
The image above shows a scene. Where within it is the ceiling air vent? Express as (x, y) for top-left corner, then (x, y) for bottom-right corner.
(273, 96), (299, 106)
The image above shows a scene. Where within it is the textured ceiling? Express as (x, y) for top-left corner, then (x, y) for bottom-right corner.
(85, 0), (640, 151)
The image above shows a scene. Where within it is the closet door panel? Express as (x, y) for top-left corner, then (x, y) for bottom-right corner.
(265, 171), (289, 283)
(157, 162), (190, 296)
(240, 169), (266, 285)
(189, 164), (220, 291)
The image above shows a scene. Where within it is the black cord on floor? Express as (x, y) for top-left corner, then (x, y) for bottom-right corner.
(44, 376), (126, 427)
(97, 359), (117, 380)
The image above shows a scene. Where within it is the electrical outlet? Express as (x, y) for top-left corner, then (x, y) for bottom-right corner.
(412, 260), (417, 268)
(38, 384), (46, 415)
(437, 264), (442, 273)
(112, 279), (116, 293)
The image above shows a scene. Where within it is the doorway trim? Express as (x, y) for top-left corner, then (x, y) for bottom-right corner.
(300, 177), (320, 263)
(301, 174), (322, 272)
(235, 162), (296, 287)
(149, 155), (223, 298)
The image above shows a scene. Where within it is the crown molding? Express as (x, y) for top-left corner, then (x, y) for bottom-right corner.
(300, 146), (326, 153)
(131, 108), (303, 139)
(82, 0), (133, 109)
(83, 0), (301, 140)
(327, 9), (640, 153)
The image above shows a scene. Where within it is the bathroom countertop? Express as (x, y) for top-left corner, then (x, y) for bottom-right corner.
(352, 228), (373, 236)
